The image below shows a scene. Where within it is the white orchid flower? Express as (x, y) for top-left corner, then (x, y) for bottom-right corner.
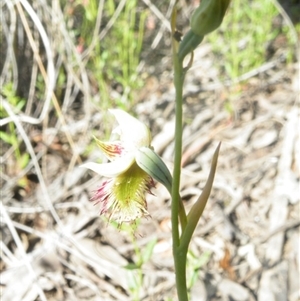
(81, 109), (155, 223)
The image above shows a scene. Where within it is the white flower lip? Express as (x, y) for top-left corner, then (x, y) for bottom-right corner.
(82, 109), (151, 177)
(81, 154), (135, 177)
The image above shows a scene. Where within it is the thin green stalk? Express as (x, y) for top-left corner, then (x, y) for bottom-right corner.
(170, 7), (180, 249)
(171, 8), (189, 300)
(172, 54), (189, 301)
(169, 1), (228, 299)
(171, 54), (183, 247)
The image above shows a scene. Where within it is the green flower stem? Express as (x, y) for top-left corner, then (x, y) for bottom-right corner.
(172, 56), (189, 301)
(171, 53), (185, 245)
(171, 7), (189, 301)
(169, 1), (226, 299)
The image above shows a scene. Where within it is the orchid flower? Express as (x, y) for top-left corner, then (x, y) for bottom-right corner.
(82, 109), (161, 223)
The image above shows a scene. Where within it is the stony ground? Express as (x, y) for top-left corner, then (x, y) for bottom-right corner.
(1, 1), (299, 301)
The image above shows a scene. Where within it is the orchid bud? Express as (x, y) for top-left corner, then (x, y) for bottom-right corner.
(191, 0), (230, 36)
(178, 0), (230, 61)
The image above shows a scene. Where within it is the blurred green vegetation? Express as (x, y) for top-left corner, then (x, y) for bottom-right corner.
(111, 221), (157, 301)
(207, 0), (296, 80)
(64, 0), (147, 111)
(0, 83), (30, 180)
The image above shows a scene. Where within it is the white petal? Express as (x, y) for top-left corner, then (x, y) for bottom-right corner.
(81, 155), (134, 177)
(109, 109), (151, 149)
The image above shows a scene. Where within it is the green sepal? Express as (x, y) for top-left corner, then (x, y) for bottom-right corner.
(136, 147), (172, 193)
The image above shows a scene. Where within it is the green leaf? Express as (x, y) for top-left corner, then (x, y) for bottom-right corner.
(136, 147), (172, 193)
(178, 30), (204, 62)
(19, 153), (30, 170)
(0, 131), (13, 144)
(180, 143), (221, 249)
